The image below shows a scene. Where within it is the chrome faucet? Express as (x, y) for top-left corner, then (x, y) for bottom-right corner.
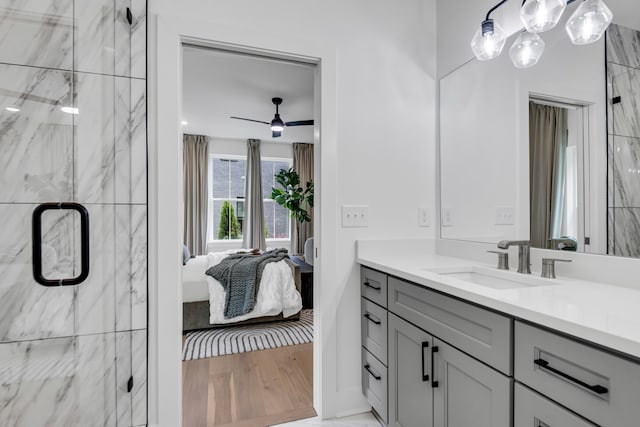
(496, 240), (531, 274)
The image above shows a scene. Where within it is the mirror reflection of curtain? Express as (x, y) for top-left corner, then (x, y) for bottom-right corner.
(292, 143), (314, 255)
(529, 102), (568, 249)
(243, 139), (267, 250)
(529, 102), (567, 248)
(183, 134), (210, 255)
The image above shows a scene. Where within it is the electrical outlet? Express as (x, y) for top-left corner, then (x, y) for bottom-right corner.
(441, 207), (453, 227)
(495, 206), (515, 225)
(418, 206), (430, 227)
(342, 205), (368, 227)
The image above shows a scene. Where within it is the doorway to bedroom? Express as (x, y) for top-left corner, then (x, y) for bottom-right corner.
(179, 45), (318, 426)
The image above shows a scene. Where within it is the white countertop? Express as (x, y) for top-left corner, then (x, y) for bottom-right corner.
(357, 242), (640, 360)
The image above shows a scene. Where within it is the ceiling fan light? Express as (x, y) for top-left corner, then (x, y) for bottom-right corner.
(509, 31), (545, 68)
(565, 0), (613, 45)
(520, 0), (567, 33)
(471, 19), (507, 61)
(270, 114), (285, 132)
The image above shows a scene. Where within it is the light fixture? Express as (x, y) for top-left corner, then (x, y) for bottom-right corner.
(61, 106), (79, 115)
(473, 0), (613, 67)
(270, 114), (284, 132)
(181, 120), (188, 125)
(509, 31), (546, 68)
(520, 0), (567, 33)
(565, 0), (613, 45)
(5, 106), (20, 112)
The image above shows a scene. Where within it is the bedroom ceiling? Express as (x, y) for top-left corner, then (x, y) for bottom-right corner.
(182, 45), (315, 144)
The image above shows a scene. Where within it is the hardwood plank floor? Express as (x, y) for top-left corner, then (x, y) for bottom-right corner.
(183, 343), (316, 427)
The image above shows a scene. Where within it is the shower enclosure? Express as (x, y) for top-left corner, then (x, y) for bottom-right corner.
(0, 1), (147, 425)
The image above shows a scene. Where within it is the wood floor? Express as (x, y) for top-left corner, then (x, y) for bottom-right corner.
(182, 343), (316, 427)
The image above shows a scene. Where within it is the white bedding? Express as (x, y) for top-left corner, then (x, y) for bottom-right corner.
(182, 250), (302, 325)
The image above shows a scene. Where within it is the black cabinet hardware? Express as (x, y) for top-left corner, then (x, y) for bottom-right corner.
(364, 312), (381, 325)
(363, 281), (381, 291)
(126, 7), (133, 25)
(534, 358), (608, 395)
(421, 341), (429, 382)
(431, 346), (439, 388)
(364, 363), (382, 381)
(32, 203), (90, 287)
(127, 376), (134, 393)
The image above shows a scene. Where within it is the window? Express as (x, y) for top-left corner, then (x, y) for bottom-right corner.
(209, 156), (292, 241)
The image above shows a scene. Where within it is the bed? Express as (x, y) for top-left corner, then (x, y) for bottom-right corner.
(182, 250), (303, 331)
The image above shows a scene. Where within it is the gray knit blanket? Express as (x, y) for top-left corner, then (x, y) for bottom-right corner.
(205, 248), (289, 319)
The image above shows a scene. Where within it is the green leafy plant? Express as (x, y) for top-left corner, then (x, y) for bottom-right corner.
(218, 200), (241, 239)
(271, 168), (314, 224)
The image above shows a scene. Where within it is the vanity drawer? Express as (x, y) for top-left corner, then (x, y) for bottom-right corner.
(361, 266), (388, 308)
(515, 322), (640, 427)
(361, 297), (387, 365)
(515, 383), (596, 427)
(388, 277), (512, 374)
(362, 347), (388, 423)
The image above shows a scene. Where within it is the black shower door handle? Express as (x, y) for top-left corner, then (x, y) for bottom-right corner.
(32, 202), (90, 286)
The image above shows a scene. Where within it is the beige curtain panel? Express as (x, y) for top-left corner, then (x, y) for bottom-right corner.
(183, 134), (210, 255)
(292, 143), (314, 255)
(529, 102), (568, 249)
(243, 139), (267, 250)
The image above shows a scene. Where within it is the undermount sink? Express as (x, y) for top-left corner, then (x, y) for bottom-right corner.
(423, 265), (557, 290)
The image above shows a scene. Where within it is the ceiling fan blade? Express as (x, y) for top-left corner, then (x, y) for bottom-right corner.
(272, 130), (282, 138)
(230, 116), (270, 125)
(285, 120), (314, 127)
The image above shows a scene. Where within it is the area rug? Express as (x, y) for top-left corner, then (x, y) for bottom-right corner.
(182, 309), (313, 361)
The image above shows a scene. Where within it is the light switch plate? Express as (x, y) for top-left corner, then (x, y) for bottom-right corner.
(441, 207), (453, 227)
(495, 206), (514, 225)
(342, 205), (368, 227)
(418, 206), (430, 227)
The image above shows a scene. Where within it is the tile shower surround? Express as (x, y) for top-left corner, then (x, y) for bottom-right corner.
(607, 24), (640, 257)
(0, 1), (147, 425)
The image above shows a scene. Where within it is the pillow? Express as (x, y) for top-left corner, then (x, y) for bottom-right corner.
(182, 245), (191, 265)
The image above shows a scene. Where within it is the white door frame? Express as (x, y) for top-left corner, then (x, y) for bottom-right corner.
(148, 14), (339, 427)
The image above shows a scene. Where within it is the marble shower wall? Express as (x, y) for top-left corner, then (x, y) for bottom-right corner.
(0, 1), (147, 426)
(607, 24), (640, 258)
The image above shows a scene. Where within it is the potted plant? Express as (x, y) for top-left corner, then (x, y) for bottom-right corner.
(271, 168), (314, 224)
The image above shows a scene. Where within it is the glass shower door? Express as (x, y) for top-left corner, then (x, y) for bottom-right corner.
(0, 1), (147, 425)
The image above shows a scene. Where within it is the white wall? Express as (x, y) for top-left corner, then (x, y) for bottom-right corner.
(148, 0), (437, 425)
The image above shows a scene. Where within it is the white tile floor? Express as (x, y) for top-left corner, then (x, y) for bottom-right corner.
(271, 412), (381, 426)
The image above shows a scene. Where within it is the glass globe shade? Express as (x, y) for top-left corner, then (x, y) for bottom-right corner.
(520, 0), (567, 33)
(471, 19), (507, 61)
(509, 31), (546, 68)
(565, 0), (613, 45)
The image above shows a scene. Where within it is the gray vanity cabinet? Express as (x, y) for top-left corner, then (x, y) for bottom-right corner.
(514, 383), (596, 427)
(388, 313), (434, 427)
(432, 338), (512, 427)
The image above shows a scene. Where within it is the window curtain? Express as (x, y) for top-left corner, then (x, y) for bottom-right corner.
(292, 143), (314, 255)
(243, 139), (267, 250)
(529, 102), (568, 249)
(183, 134), (209, 255)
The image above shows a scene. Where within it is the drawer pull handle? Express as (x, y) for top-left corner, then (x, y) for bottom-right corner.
(431, 345), (439, 388)
(364, 312), (381, 325)
(364, 363), (382, 381)
(421, 341), (429, 382)
(534, 358), (608, 395)
(363, 281), (381, 291)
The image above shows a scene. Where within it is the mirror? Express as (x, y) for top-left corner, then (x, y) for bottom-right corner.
(439, 0), (640, 257)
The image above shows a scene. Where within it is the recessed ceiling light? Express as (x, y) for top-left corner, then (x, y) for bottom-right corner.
(61, 106), (79, 115)
(5, 107), (20, 112)
(181, 120), (188, 125)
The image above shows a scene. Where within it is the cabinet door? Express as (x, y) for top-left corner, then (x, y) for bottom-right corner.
(388, 313), (434, 427)
(433, 338), (511, 427)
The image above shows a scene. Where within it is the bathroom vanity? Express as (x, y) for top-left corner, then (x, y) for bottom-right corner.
(358, 246), (640, 427)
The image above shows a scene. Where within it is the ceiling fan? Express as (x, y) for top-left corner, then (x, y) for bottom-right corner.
(230, 97), (314, 138)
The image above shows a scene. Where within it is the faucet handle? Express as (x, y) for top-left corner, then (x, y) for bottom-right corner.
(541, 258), (572, 279)
(487, 250), (509, 270)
